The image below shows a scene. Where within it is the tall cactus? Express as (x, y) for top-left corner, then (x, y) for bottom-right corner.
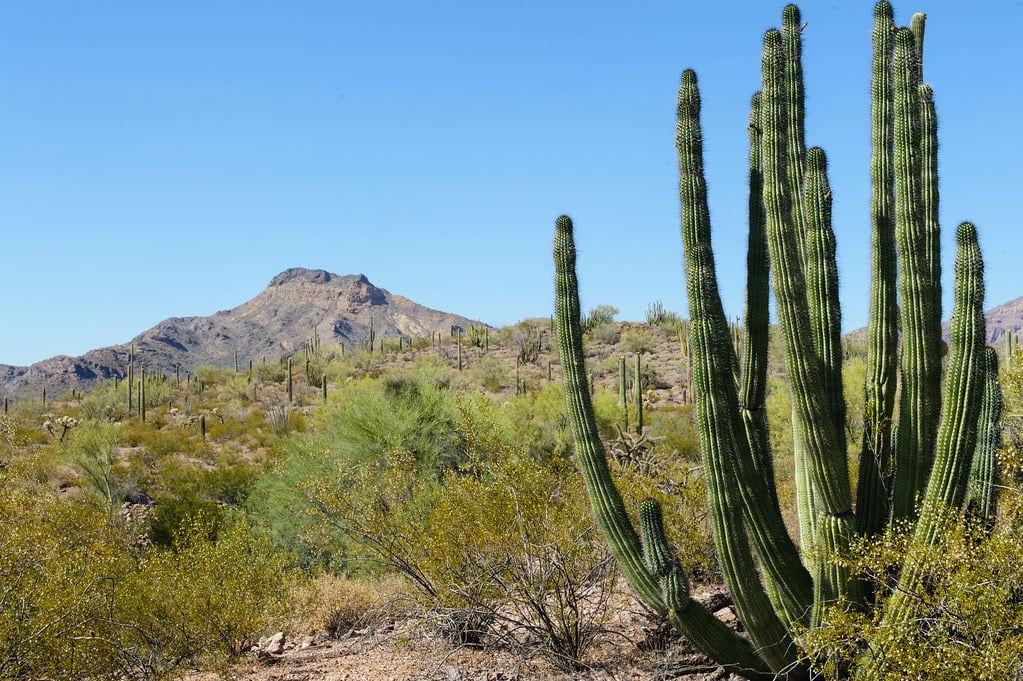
(554, 3), (999, 678)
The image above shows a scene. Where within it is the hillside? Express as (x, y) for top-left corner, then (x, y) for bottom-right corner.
(0, 269), (483, 400)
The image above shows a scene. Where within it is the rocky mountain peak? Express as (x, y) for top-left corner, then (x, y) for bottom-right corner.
(0, 269), (483, 399)
(268, 268), (372, 288)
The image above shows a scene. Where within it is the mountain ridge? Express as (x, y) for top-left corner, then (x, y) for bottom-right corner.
(0, 268), (485, 400)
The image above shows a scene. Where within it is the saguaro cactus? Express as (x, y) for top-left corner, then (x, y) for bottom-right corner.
(554, 4), (1000, 678)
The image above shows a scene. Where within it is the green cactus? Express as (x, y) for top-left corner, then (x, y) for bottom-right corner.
(554, 4), (997, 678)
(619, 356), (629, 431)
(287, 357), (293, 403)
(967, 348), (1004, 524)
(633, 353), (643, 435)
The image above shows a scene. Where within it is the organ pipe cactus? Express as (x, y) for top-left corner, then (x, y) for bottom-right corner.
(554, 3), (1000, 678)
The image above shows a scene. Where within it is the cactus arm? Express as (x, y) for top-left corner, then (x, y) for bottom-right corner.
(761, 29), (852, 516)
(875, 222), (987, 643)
(909, 12), (926, 80)
(856, 0), (897, 538)
(678, 70), (808, 669)
(918, 82), (942, 330)
(738, 92), (777, 502)
(553, 215), (661, 609)
(780, 5), (820, 558)
(782, 4), (808, 264)
(554, 216), (774, 679)
(803, 146), (847, 463)
(968, 348), (1003, 523)
(803, 146), (855, 623)
(891, 28), (944, 519)
(638, 501), (777, 680)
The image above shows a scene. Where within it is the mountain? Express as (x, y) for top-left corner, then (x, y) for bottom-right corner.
(843, 296), (1023, 348)
(0, 269), (484, 400)
(976, 295), (1023, 346)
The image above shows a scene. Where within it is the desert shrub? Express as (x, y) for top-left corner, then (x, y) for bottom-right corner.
(799, 503), (1023, 679)
(620, 327), (656, 355)
(148, 491), (225, 547)
(193, 365), (227, 385)
(592, 322), (621, 345)
(305, 366), (461, 478)
(254, 359), (287, 383)
(0, 473), (288, 680)
(469, 354), (510, 392)
(644, 404), (700, 462)
(141, 375), (174, 409)
(62, 420), (127, 512)
(247, 367), (457, 571)
(80, 379), (132, 421)
(580, 305), (618, 332)
(420, 452), (616, 668)
(119, 517), (292, 677)
(288, 573), (406, 637)
(121, 419), (203, 457)
(501, 384), (572, 462)
(0, 483), (133, 681)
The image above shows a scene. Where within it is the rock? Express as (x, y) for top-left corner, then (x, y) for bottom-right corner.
(264, 631), (285, 655)
(713, 606), (737, 626)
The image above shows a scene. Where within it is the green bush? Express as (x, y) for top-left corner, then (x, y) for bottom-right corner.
(120, 517), (292, 675)
(148, 492), (225, 547)
(580, 305), (618, 332)
(468, 354), (510, 392)
(62, 420), (125, 512)
(80, 379), (132, 421)
(799, 503), (1023, 679)
(0, 474), (289, 680)
(620, 327), (656, 355)
(420, 453), (616, 667)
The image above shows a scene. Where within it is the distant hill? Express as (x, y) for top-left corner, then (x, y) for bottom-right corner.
(0, 269), (484, 400)
(842, 295), (1023, 349)
(975, 296), (1023, 346)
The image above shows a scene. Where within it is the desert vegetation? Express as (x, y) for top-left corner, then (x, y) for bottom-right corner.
(3, 3), (1022, 681)
(0, 315), (730, 679)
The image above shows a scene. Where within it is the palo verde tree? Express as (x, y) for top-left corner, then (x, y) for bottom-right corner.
(554, 4), (1002, 679)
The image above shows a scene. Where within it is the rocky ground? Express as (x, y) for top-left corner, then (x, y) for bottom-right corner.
(186, 586), (747, 681)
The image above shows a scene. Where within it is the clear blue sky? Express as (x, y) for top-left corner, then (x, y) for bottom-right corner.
(1, 1), (1019, 367)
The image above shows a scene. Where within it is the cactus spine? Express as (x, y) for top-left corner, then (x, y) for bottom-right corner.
(555, 4), (996, 678)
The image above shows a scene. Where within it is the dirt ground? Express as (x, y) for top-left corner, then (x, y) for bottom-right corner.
(186, 586), (747, 681)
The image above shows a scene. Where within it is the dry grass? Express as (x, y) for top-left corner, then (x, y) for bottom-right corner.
(287, 573), (410, 637)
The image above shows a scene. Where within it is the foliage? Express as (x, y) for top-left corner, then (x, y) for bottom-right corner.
(119, 517), (292, 676)
(0, 473), (288, 681)
(421, 453), (617, 668)
(80, 379), (132, 421)
(580, 304), (619, 332)
(620, 327), (656, 355)
(62, 419), (126, 512)
(799, 501), (1023, 679)
(645, 300), (681, 327)
(287, 573), (406, 637)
